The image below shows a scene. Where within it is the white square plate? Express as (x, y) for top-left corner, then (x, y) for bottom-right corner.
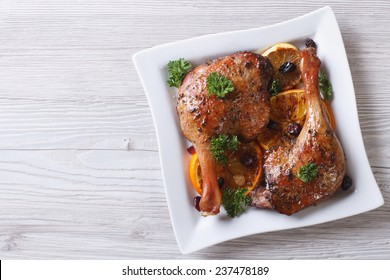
(133, 6), (383, 254)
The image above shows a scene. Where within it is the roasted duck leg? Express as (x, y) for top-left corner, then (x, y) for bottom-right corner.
(263, 47), (346, 215)
(177, 52), (273, 215)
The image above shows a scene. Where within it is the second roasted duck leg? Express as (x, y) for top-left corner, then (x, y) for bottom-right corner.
(263, 47), (346, 215)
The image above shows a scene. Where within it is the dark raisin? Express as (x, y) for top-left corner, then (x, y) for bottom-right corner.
(287, 122), (302, 136)
(278, 62), (296, 74)
(341, 175), (353, 191)
(193, 196), (201, 212)
(241, 154), (257, 168)
(267, 119), (277, 130)
(217, 177), (224, 188)
(186, 145), (196, 155)
(305, 39), (317, 49)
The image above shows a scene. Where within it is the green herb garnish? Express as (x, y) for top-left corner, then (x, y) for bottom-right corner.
(269, 79), (281, 96)
(222, 187), (250, 218)
(319, 71), (333, 100)
(206, 72), (234, 98)
(210, 134), (239, 165)
(297, 162), (318, 183)
(166, 58), (192, 88)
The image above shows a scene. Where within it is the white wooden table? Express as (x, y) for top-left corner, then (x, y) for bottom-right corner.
(0, 0), (389, 259)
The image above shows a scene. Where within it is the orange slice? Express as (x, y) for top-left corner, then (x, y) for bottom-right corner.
(189, 141), (262, 195)
(270, 89), (306, 124)
(269, 89), (335, 129)
(189, 153), (203, 195)
(258, 90), (337, 150)
(262, 43), (301, 90)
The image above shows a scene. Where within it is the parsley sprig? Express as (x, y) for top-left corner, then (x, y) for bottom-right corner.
(166, 58), (192, 88)
(210, 134), (239, 165)
(206, 72), (234, 98)
(269, 79), (281, 96)
(297, 162), (318, 183)
(318, 71), (333, 100)
(222, 187), (250, 218)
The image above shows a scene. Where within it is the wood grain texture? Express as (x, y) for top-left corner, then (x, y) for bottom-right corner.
(0, 0), (389, 259)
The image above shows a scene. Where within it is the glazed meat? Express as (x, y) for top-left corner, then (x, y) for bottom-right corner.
(262, 47), (346, 215)
(177, 51), (273, 215)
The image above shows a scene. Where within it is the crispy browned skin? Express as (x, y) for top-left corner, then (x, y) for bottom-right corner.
(263, 47), (346, 215)
(177, 51), (273, 215)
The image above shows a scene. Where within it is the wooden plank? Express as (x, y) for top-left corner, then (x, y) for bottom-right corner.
(0, 94), (158, 150)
